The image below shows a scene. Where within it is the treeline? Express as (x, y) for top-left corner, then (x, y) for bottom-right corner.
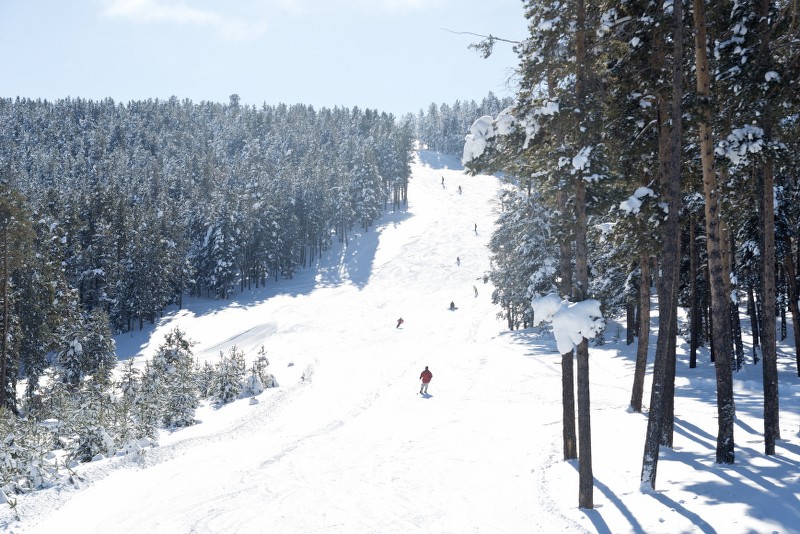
(465, 0), (799, 506)
(0, 95), (414, 412)
(405, 92), (515, 156)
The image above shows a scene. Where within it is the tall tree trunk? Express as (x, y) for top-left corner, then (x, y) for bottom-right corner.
(558, 192), (577, 462)
(574, 0), (593, 509)
(730, 230), (745, 370)
(626, 295), (636, 346)
(758, 159), (780, 454)
(754, 0), (780, 456)
(661, 299), (679, 448)
(783, 235), (800, 376)
(575, 176), (593, 508)
(642, 0), (683, 489)
(630, 255), (650, 412)
(693, 0), (735, 464)
(689, 214), (699, 368)
(747, 281), (761, 363)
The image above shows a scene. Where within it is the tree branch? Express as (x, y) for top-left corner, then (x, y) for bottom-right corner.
(441, 28), (521, 59)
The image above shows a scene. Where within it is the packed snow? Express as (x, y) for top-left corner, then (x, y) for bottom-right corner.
(1, 151), (799, 533)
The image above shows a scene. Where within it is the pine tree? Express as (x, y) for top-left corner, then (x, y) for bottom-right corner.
(213, 346), (246, 404)
(80, 309), (117, 383)
(134, 361), (161, 440)
(151, 328), (198, 428)
(69, 375), (116, 462)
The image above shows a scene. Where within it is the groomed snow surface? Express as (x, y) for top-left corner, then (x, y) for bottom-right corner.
(3, 151), (799, 533)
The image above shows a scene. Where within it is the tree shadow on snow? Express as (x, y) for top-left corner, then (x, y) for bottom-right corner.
(314, 208), (411, 290)
(115, 205), (411, 360)
(417, 150), (465, 171)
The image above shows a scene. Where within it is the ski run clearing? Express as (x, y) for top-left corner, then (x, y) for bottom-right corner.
(2, 150), (799, 534)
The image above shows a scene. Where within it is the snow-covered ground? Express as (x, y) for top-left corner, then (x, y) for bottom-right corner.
(2, 151), (799, 533)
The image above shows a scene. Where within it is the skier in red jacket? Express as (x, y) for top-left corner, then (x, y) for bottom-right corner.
(419, 366), (433, 395)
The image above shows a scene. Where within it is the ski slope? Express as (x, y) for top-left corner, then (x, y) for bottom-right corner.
(4, 151), (800, 534)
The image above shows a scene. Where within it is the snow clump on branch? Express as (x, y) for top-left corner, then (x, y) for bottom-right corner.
(462, 103), (559, 164)
(531, 294), (605, 354)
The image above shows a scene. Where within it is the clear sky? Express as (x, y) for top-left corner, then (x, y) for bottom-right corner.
(0, 0), (528, 117)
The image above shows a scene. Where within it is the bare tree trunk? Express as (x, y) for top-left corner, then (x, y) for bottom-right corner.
(758, 159), (780, 453)
(630, 255), (650, 412)
(689, 214), (699, 368)
(693, 0), (735, 464)
(730, 229), (745, 370)
(642, 0), (683, 489)
(626, 296), (636, 346)
(751, 0), (781, 456)
(575, 175), (593, 508)
(557, 189), (577, 461)
(747, 281), (761, 363)
(783, 234), (800, 376)
(574, 0), (593, 509)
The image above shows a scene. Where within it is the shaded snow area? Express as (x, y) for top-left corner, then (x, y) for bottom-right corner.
(3, 151), (799, 533)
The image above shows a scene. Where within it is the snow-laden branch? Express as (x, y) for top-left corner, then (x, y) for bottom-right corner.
(531, 294), (605, 354)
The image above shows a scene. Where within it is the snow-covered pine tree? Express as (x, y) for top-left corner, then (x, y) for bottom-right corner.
(195, 360), (216, 399)
(213, 346), (246, 404)
(241, 346), (279, 396)
(134, 360), (162, 440)
(69, 376), (116, 463)
(80, 309), (117, 384)
(151, 328), (198, 428)
(57, 336), (84, 391)
(487, 185), (559, 330)
(112, 359), (140, 449)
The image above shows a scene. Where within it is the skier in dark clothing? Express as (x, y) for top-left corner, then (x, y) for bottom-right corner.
(419, 366), (433, 395)
(396, 317), (404, 328)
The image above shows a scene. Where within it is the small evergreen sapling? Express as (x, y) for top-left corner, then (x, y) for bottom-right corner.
(213, 346), (246, 404)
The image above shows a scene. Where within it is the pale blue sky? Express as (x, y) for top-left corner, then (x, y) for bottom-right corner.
(1, 0), (527, 117)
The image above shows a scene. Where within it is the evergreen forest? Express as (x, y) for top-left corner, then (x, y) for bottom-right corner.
(0, 95), (414, 415)
(462, 0), (800, 501)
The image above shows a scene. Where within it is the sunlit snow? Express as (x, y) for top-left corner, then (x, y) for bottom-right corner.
(2, 151), (798, 534)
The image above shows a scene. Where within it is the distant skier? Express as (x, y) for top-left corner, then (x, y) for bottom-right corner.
(441, 176), (445, 188)
(456, 256), (461, 266)
(396, 317), (404, 328)
(474, 223), (477, 234)
(419, 366), (433, 395)
(458, 185), (462, 194)
(473, 285), (478, 297)
(449, 301), (456, 311)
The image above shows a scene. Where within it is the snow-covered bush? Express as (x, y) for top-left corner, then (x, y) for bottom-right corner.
(241, 374), (264, 397)
(70, 425), (115, 463)
(0, 412), (62, 494)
